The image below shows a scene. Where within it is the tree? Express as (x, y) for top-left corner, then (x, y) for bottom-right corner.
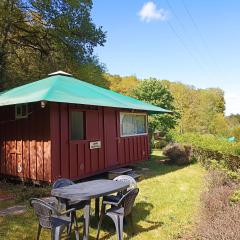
(104, 73), (139, 95)
(163, 80), (227, 135)
(130, 78), (179, 138)
(0, 0), (107, 90)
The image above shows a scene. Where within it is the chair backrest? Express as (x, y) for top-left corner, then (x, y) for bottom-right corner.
(52, 178), (74, 189)
(120, 188), (139, 217)
(30, 198), (58, 229)
(113, 175), (137, 191)
(52, 178), (74, 210)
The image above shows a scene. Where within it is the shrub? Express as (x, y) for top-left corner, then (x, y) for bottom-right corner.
(172, 132), (240, 155)
(153, 139), (168, 149)
(163, 143), (192, 165)
(171, 132), (240, 171)
(230, 189), (240, 203)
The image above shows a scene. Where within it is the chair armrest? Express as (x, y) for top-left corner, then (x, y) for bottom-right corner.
(102, 200), (120, 207)
(103, 195), (121, 201)
(59, 208), (76, 216)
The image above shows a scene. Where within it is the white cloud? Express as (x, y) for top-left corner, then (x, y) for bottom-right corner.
(138, 1), (169, 22)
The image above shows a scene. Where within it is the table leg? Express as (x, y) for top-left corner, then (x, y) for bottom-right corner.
(73, 211), (79, 240)
(95, 198), (100, 219)
(83, 200), (91, 240)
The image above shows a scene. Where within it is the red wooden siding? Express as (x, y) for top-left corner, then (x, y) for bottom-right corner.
(50, 103), (150, 181)
(0, 102), (150, 183)
(0, 103), (51, 182)
(50, 103), (106, 181)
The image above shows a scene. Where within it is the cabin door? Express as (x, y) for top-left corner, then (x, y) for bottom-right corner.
(104, 108), (119, 168)
(68, 107), (105, 179)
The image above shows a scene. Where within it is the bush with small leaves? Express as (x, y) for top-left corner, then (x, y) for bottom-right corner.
(230, 189), (240, 203)
(163, 143), (192, 165)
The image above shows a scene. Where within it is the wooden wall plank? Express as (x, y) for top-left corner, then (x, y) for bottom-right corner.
(43, 140), (51, 182)
(90, 149), (98, 173)
(50, 103), (61, 181)
(60, 103), (69, 179)
(98, 107), (105, 171)
(77, 144), (85, 176)
(69, 143), (78, 179)
(84, 143), (91, 174)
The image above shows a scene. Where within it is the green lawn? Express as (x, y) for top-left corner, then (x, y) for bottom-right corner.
(0, 150), (205, 240)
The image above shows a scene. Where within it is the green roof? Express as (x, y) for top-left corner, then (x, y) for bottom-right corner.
(0, 72), (171, 114)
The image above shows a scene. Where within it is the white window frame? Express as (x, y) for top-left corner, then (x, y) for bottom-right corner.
(120, 112), (148, 137)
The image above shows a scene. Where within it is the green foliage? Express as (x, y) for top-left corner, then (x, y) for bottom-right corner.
(162, 81), (228, 135)
(0, 0), (107, 90)
(153, 139), (168, 149)
(173, 132), (240, 155)
(172, 132), (240, 171)
(230, 190), (240, 203)
(130, 78), (179, 137)
(208, 160), (240, 182)
(225, 114), (240, 142)
(163, 143), (193, 165)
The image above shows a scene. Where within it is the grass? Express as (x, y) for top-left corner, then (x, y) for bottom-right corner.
(0, 150), (205, 240)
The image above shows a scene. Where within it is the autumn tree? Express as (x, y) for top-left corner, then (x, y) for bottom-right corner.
(104, 73), (139, 95)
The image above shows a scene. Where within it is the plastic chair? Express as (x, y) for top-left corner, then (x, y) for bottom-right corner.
(52, 178), (89, 211)
(30, 198), (77, 240)
(96, 188), (139, 240)
(113, 175), (137, 191)
(103, 175), (137, 204)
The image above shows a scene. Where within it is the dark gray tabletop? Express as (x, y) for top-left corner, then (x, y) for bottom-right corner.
(51, 179), (129, 201)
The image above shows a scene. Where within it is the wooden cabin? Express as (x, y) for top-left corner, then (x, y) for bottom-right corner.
(0, 71), (169, 183)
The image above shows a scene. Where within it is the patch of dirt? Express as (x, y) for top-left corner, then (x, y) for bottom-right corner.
(0, 205), (26, 216)
(0, 193), (16, 201)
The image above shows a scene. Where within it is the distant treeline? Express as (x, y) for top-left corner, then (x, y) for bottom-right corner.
(104, 74), (240, 140)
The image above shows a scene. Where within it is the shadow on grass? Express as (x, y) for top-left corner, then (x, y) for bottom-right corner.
(133, 156), (193, 182)
(84, 201), (163, 240)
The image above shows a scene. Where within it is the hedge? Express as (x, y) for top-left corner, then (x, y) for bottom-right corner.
(172, 132), (240, 170)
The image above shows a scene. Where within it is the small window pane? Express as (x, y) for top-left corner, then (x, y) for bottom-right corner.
(16, 106), (21, 115)
(70, 111), (84, 140)
(21, 104), (27, 116)
(136, 115), (146, 134)
(120, 113), (147, 137)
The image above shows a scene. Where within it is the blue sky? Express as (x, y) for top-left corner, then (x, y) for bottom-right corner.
(92, 0), (240, 115)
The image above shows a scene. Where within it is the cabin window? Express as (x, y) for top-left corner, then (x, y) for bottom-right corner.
(15, 104), (28, 119)
(70, 111), (85, 140)
(120, 112), (147, 137)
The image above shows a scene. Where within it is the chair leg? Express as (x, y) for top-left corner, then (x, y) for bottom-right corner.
(129, 213), (135, 234)
(96, 204), (106, 240)
(51, 226), (61, 240)
(95, 198), (100, 219)
(118, 215), (124, 240)
(108, 214), (123, 240)
(67, 221), (72, 240)
(73, 211), (79, 240)
(83, 201), (91, 240)
(36, 224), (42, 240)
